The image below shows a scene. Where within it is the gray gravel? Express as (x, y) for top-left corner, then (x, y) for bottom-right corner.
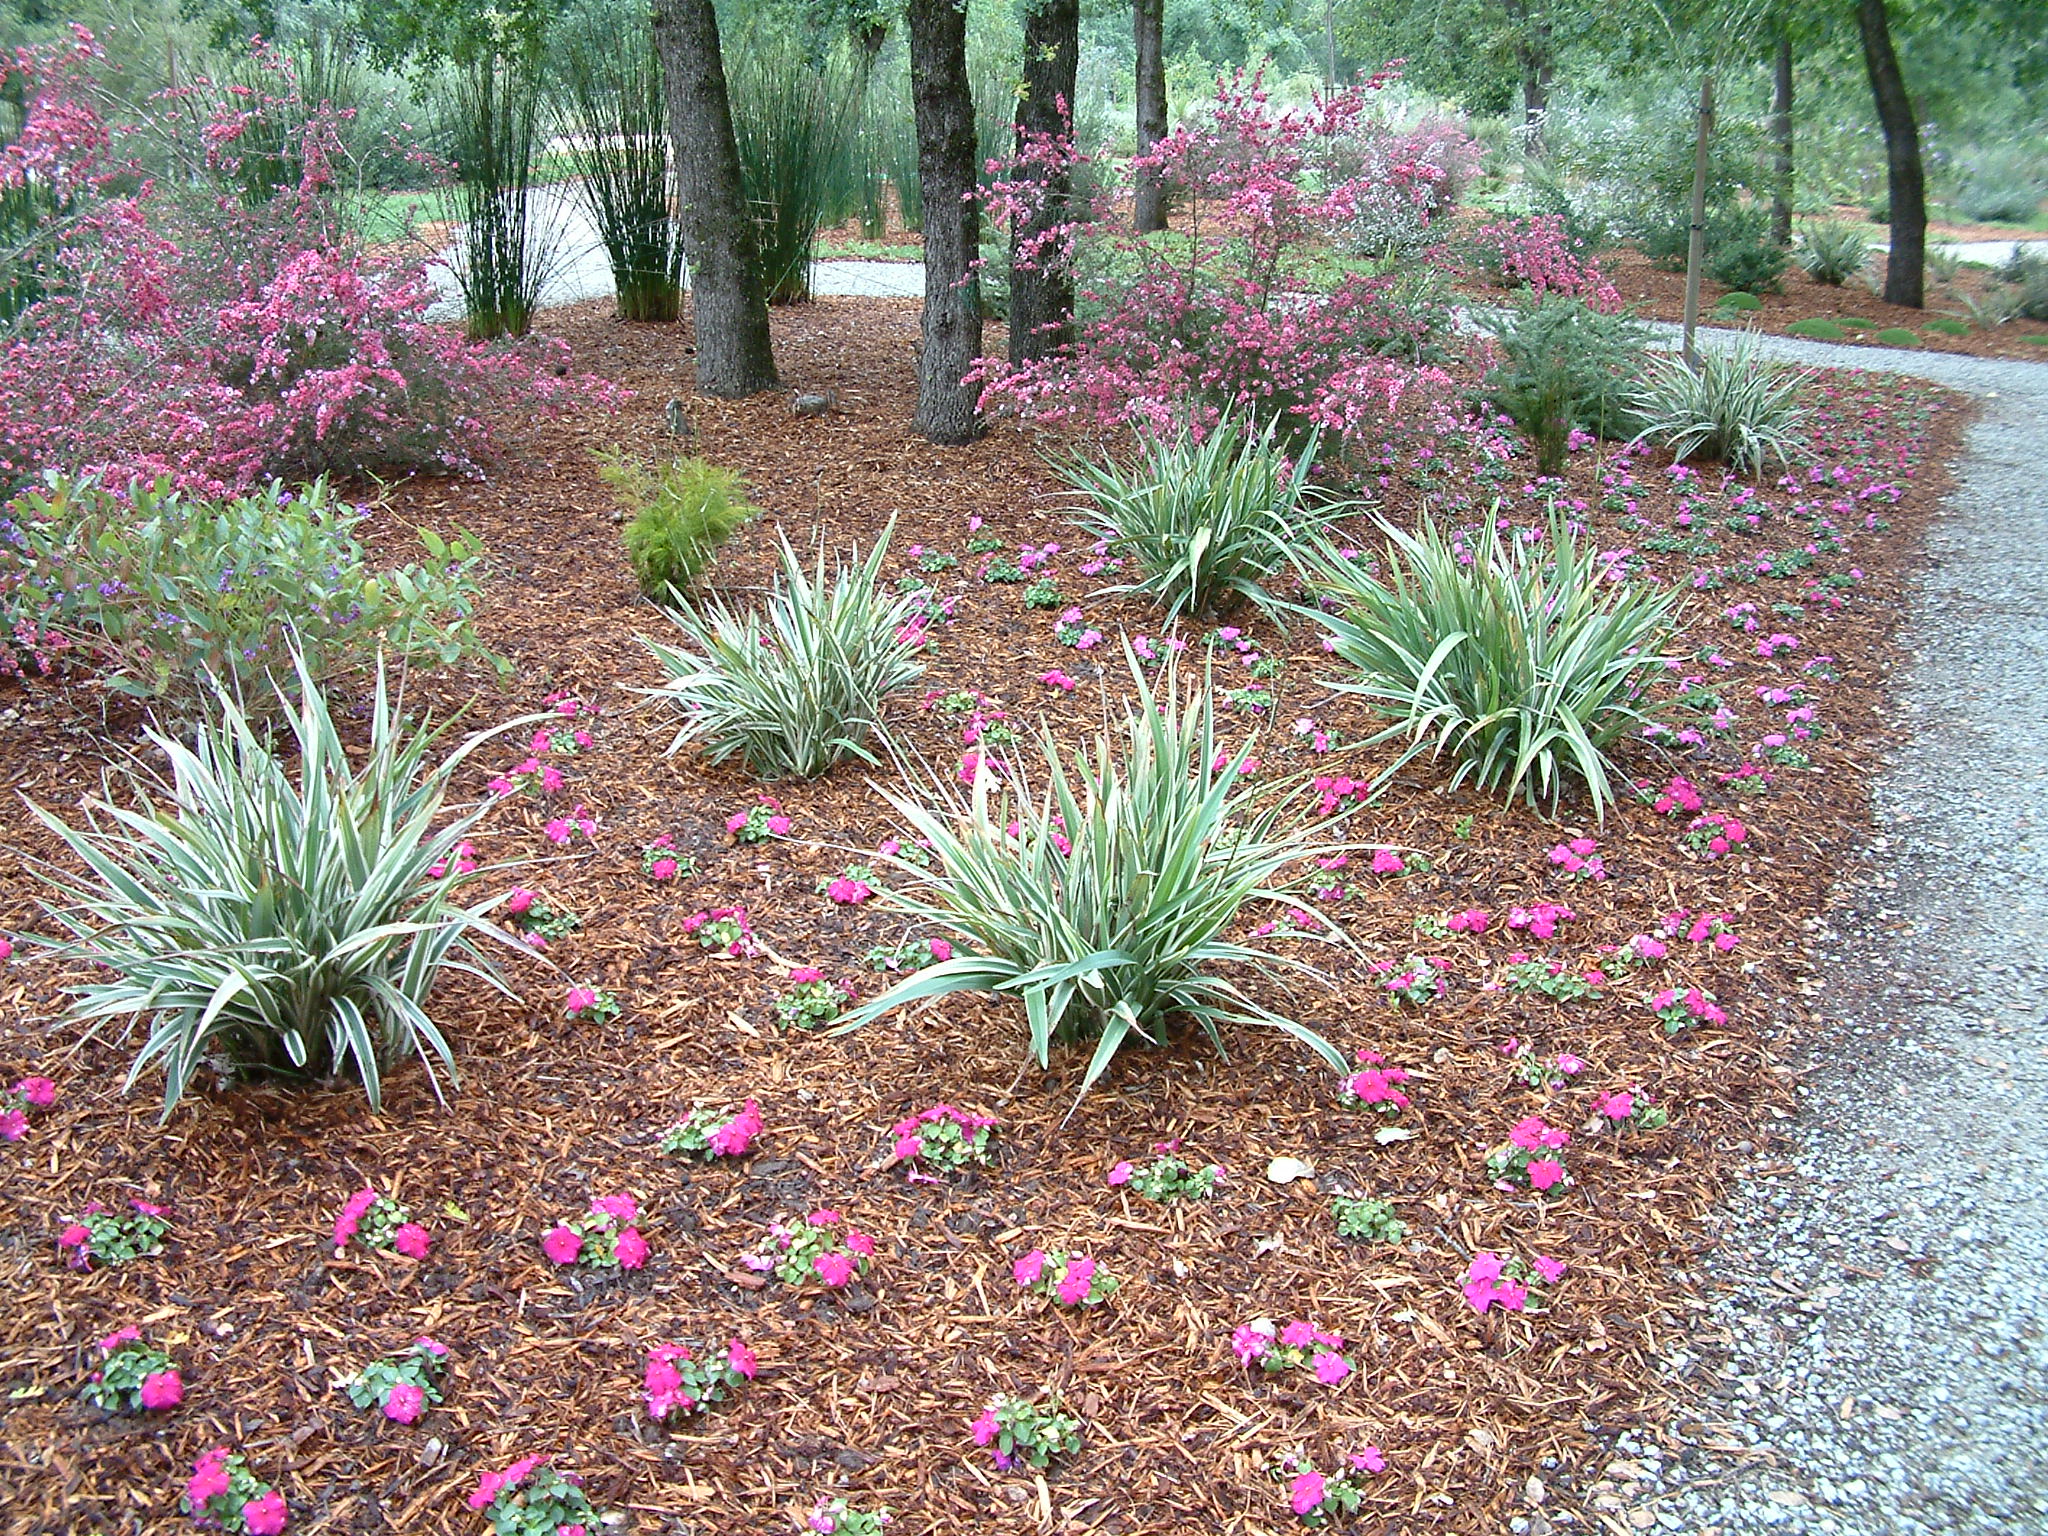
(1570, 337), (2048, 1536)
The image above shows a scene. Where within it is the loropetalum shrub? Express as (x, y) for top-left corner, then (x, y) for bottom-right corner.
(331, 1187), (430, 1260)
(57, 1198), (170, 1269)
(658, 1099), (762, 1159)
(345, 1337), (448, 1424)
(642, 529), (926, 781)
(1325, 112), (1480, 257)
(82, 1326), (183, 1413)
(971, 1392), (1083, 1472)
(467, 1456), (613, 1536)
(975, 71), (1461, 458)
(643, 1337), (757, 1422)
(1302, 511), (1681, 820)
(541, 1194), (649, 1272)
(25, 655), (534, 1117)
(185, 1447), (287, 1535)
(840, 652), (1352, 1100)
(0, 33), (610, 495)
(1012, 1248), (1118, 1307)
(888, 1104), (996, 1177)
(1465, 215), (1622, 311)
(742, 1210), (875, 1290)
(0, 476), (491, 703)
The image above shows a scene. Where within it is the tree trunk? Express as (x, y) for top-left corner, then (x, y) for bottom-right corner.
(908, 0), (984, 444)
(1505, 0), (1552, 157)
(651, 0), (779, 396)
(1009, 0), (1079, 367)
(1132, 0), (1167, 233)
(1769, 27), (1794, 247)
(1856, 0), (1924, 308)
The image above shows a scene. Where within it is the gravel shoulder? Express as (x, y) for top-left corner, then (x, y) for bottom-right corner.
(1590, 335), (2048, 1536)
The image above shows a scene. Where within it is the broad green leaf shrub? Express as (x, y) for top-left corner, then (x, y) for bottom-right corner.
(0, 475), (492, 703)
(641, 526), (925, 780)
(1629, 337), (1811, 478)
(1480, 296), (1649, 476)
(1055, 413), (1350, 623)
(598, 451), (760, 598)
(1300, 512), (1680, 820)
(838, 652), (1351, 1100)
(25, 656), (530, 1118)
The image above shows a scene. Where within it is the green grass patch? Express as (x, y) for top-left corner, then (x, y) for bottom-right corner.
(1873, 327), (1923, 348)
(1924, 317), (1970, 337)
(1716, 292), (1762, 312)
(1786, 318), (1848, 340)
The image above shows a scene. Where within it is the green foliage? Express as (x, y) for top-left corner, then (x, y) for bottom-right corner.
(1715, 292), (1761, 313)
(81, 1334), (181, 1413)
(2001, 247), (2048, 320)
(1948, 144), (2044, 225)
(344, 1340), (446, 1416)
(1796, 221), (1873, 286)
(1480, 296), (1649, 475)
(1054, 413), (1350, 623)
(437, 59), (553, 341)
(25, 655), (531, 1118)
(1330, 1193), (1406, 1244)
(0, 475), (492, 706)
(1874, 327), (1923, 348)
(978, 1392), (1083, 1471)
(597, 452), (759, 598)
(728, 27), (864, 303)
(1786, 317), (1848, 340)
(641, 525), (926, 780)
(1706, 226), (1789, 296)
(838, 651), (1351, 1100)
(1924, 316), (1970, 337)
(1299, 510), (1680, 821)
(1629, 337), (1811, 478)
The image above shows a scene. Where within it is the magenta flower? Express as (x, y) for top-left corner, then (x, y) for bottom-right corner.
(1289, 1471), (1327, 1516)
(971, 1408), (998, 1446)
(564, 986), (598, 1015)
(1055, 1256), (1096, 1307)
(1351, 1445), (1386, 1473)
(1107, 1160), (1134, 1186)
(1312, 1350), (1350, 1386)
(1595, 1089), (1635, 1121)
(1532, 1254), (1568, 1285)
(615, 1227), (649, 1270)
(591, 1193), (639, 1225)
(727, 1338), (758, 1379)
(0, 1109), (24, 1141)
(139, 1369), (184, 1410)
(243, 1490), (288, 1535)
(1279, 1320), (1315, 1349)
(188, 1448), (231, 1505)
(707, 1100), (763, 1157)
(813, 1251), (856, 1288)
(15, 1076), (54, 1107)
(1013, 1249), (1047, 1287)
(392, 1223), (430, 1259)
(384, 1381), (425, 1424)
(1527, 1158), (1566, 1191)
(541, 1225), (583, 1265)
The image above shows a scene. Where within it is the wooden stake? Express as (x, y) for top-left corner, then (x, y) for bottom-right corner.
(1681, 73), (1715, 368)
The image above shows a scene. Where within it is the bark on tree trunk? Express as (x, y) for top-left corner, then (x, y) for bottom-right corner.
(908, 0), (984, 444)
(1505, 0), (1552, 157)
(1009, 0), (1079, 367)
(651, 0), (779, 396)
(1856, 0), (1925, 308)
(1132, 0), (1167, 233)
(1770, 28), (1794, 247)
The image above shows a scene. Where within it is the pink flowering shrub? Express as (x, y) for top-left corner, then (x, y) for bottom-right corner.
(1274, 1445), (1385, 1523)
(889, 1104), (997, 1178)
(344, 1338), (447, 1424)
(1232, 1319), (1353, 1385)
(643, 1337), (757, 1422)
(742, 1210), (875, 1290)
(1012, 1248), (1119, 1308)
(82, 1326), (183, 1414)
(1485, 1116), (1572, 1193)
(970, 1392), (1082, 1472)
(184, 1447), (286, 1534)
(57, 1198), (169, 1269)
(331, 1187), (430, 1260)
(0, 1072), (55, 1141)
(658, 1099), (763, 1160)
(467, 1456), (612, 1535)
(1462, 1251), (1567, 1314)
(1464, 215), (1622, 311)
(541, 1194), (649, 1273)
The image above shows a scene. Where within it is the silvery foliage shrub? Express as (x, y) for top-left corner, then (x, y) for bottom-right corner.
(1325, 114), (1480, 257)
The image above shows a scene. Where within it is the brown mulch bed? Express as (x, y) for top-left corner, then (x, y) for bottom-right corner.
(0, 297), (1970, 1535)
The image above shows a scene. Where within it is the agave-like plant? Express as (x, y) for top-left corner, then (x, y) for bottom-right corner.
(835, 649), (1354, 1100)
(1299, 508), (1680, 820)
(640, 524), (926, 780)
(1628, 336), (1811, 478)
(24, 654), (535, 1118)
(1794, 220), (1872, 287)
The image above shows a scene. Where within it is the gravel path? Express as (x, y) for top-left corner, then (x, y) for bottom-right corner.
(1568, 335), (2048, 1536)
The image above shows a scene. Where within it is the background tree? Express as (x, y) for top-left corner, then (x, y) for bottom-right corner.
(1131, 0), (1165, 232)
(1855, 0), (1924, 306)
(908, 0), (983, 443)
(652, 0), (780, 396)
(1009, 0), (1079, 364)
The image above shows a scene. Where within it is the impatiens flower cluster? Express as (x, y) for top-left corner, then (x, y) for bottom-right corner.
(643, 1337), (757, 1422)
(727, 797), (792, 843)
(889, 1104), (997, 1178)
(1273, 1445), (1385, 1524)
(1232, 1318), (1353, 1385)
(331, 1187), (429, 1260)
(819, 866), (875, 905)
(1547, 836), (1607, 880)
(562, 986), (621, 1025)
(639, 835), (693, 882)
(1330, 1193), (1406, 1244)
(58, 1198), (170, 1270)
(1108, 1145), (1221, 1203)
(970, 1391), (1082, 1472)
(501, 890), (580, 949)
(806, 1497), (892, 1535)
(1462, 1251), (1567, 1314)
(185, 1447), (286, 1535)
(683, 906), (756, 957)
(1683, 812), (1749, 859)
(743, 1210), (876, 1290)
(1649, 774), (1704, 815)
(658, 1099), (762, 1160)
(542, 804), (597, 846)
(1374, 954), (1448, 1005)
(541, 1194), (649, 1272)
(1506, 902), (1576, 940)
(1340, 1049), (1411, 1114)
(1013, 1248), (1119, 1307)
(467, 1456), (612, 1534)
(82, 1326), (183, 1414)
(1486, 1116), (1572, 1193)
(1445, 908), (1490, 934)
(864, 936), (953, 972)
(1650, 985), (1728, 1035)
(1503, 1038), (1587, 1093)
(0, 1073), (56, 1141)
(344, 1338), (447, 1425)
(775, 969), (852, 1030)
(1592, 1085), (1671, 1132)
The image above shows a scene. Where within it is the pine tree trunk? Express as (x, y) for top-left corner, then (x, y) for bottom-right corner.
(1857, 0), (1924, 308)
(1505, 0), (1552, 157)
(1770, 29), (1794, 247)
(908, 0), (984, 444)
(1132, 0), (1167, 233)
(1009, 0), (1079, 367)
(651, 0), (779, 396)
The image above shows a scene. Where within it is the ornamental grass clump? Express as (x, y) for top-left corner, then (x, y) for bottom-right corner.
(838, 651), (1350, 1099)
(1300, 510), (1680, 821)
(1795, 220), (1872, 286)
(23, 654), (532, 1118)
(641, 527), (926, 780)
(1054, 413), (1349, 623)
(1628, 337), (1811, 478)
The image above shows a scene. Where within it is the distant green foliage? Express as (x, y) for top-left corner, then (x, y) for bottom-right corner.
(599, 452), (759, 598)
(1716, 292), (1762, 312)
(1924, 317), (1970, 337)
(1874, 327), (1923, 348)
(1786, 318), (1848, 340)
(1481, 295), (1649, 475)
(1796, 221), (1873, 286)
(1707, 231), (1789, 296)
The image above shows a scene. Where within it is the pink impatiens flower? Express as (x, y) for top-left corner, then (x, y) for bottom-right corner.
(541, 1225), (583, 1266)
(813, 1251), (856, 1288)
(1595, 1088), (1635, 1121)
(241, 1490), (287, 1535)
(707, 1100), (763, 1157)
(1532, 1255), (1568, 1285)
(15, 1076), (54, 1106)
(1013, 1249), (1047, 1287)
(1311, 1350), (1350, 1385)
(392, 1223), (430, 1260)
(727, 1338), (758, 1379)
(1055, 1256), (1096, 1307)
(615, 1227), (649, 1270)
(1107, 1161), (1134, 1186)
(139, 1369), (184, 1410)
(383, 1381), (425, 1424)
(1527, 1158), (1566, 1191)
(1351, 1445), (1386, 1473)
(1290, 1471), (1327, 1516)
